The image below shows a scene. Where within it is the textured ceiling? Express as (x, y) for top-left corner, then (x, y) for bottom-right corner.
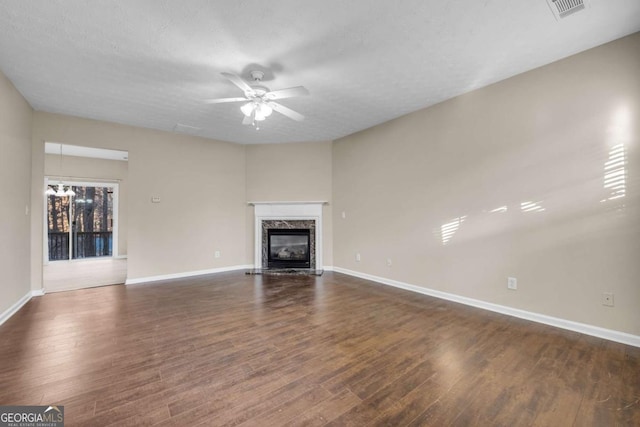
(0, 1), (639, 144)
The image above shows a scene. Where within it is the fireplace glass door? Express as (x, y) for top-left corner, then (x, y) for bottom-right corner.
(267, 229), (311, 268)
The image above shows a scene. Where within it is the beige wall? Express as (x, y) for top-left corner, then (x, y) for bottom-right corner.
(44, 154), (128, 255)
(31, 112), (246, 284)
(245, 141), (333, 266)
(333, 33), (640, 335)
(0, 70), (33, 314)
(6, 33), (638, 339)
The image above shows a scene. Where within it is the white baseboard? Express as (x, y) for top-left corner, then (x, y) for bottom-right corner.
(323, 266), (334, 271)
(32, 289), (45, 297)
(45, 282), (117, 293)
(0, 289), (44, 327)
(332, 267), (640, 348)
(125, 265), (253, 285)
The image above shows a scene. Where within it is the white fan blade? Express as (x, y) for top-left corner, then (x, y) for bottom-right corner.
(264, 86), (309, 100)
(203, 97), (247, 104)
(221, 72), (254, 95)
(269, 102), (305, 121)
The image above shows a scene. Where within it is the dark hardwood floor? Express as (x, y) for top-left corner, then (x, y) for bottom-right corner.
(0, 271), (638, 426)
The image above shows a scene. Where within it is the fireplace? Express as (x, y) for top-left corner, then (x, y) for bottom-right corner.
(267, 229), (311, 269)
(251, 202), (325, 270)
(261, 219), (316, 269)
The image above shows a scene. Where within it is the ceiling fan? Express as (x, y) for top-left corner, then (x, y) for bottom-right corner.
(205, 71), (309, 127)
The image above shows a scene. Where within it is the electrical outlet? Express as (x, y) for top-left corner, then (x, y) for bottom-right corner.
(214, 250), (221, 259)
(355, 253), (361, 262)
(386, 258), (392, 267)
(602, 292), (614, 307)
(507, 277), (517, 290)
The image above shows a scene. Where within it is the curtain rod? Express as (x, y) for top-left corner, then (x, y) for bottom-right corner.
(46, 175), (123, 182)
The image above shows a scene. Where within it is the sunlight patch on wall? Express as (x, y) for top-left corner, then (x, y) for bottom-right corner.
(601, 107), (630, 203)
(601, 143), (627, 202)
(520, 201), (545, 213)
(440, 216), (467, 245)
(489, 206), (508, 213)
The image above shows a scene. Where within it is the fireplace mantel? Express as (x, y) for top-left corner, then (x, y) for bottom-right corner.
(251, 202), (326, 269)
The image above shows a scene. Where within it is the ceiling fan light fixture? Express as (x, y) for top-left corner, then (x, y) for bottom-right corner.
(209, 71), (308, 126)
(45, 186), (56, 196)
(258, 103), (273, 118)
(240, 102), (254, 117)
(64, 187), (76, 196)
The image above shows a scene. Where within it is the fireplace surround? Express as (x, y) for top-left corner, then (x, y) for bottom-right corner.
(250, 202), (325, 270)
(262, 220), (315, 269)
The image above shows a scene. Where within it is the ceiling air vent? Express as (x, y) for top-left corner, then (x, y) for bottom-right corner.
(546, 0), (586, 19)
(173, 123), (202, 136)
